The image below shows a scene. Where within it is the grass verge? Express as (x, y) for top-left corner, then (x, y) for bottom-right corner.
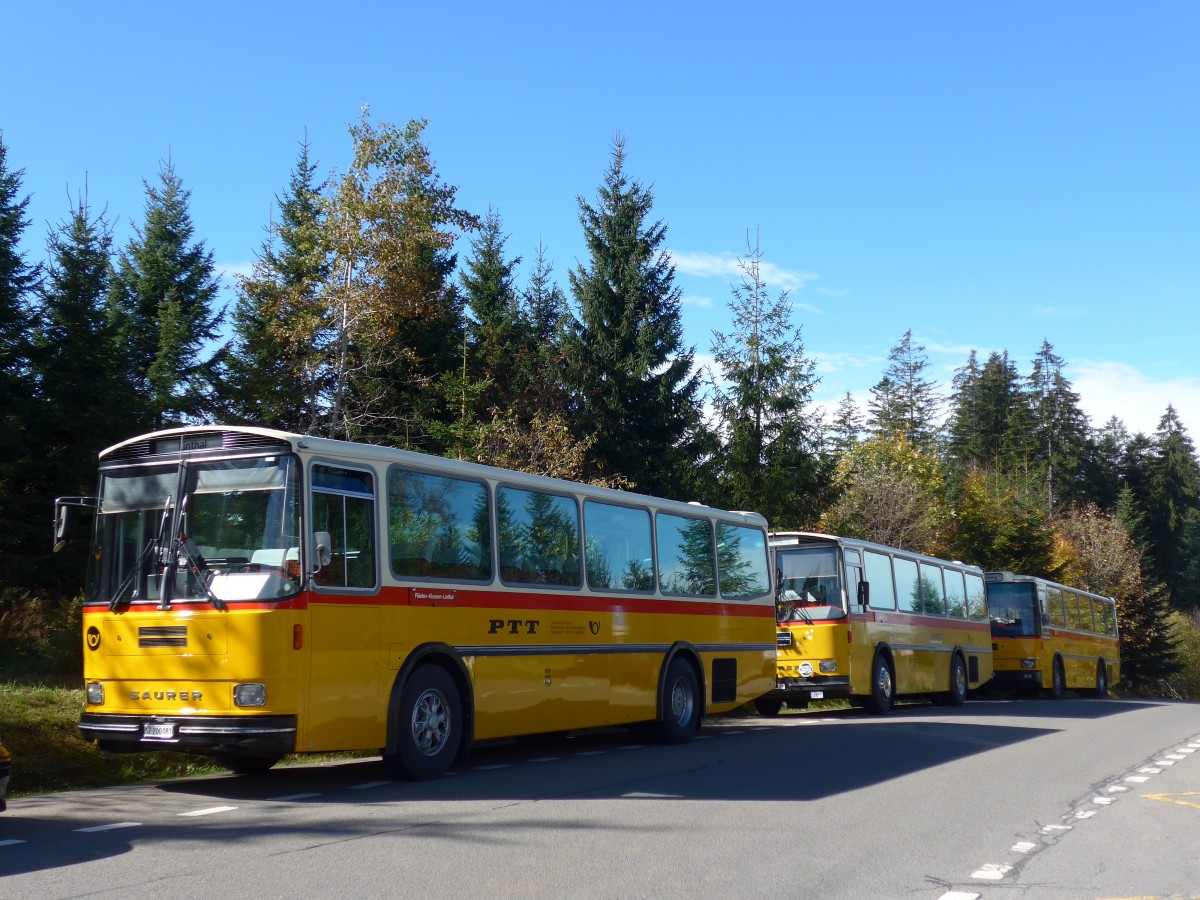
(1, 681), (225, 796)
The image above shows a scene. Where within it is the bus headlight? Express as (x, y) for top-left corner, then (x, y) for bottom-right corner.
(1021, 659), (1037, 669)
(86, 682), (104, 704)
(233, 684), (267, 707)
(819, 660), (837, 674)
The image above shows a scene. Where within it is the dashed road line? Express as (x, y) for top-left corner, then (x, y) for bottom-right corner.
(348, 780), (392, 789)
(951, 731), (1200, 894)
(178, 806), (238, 817)
(74, 822), (141, 833)
(0, 839), (27, 847)
(270, 793), (321, 802)
(970, 863), (1012, 881)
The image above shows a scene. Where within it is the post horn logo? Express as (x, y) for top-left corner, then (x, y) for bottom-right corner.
(86, 625), (101, 651)
(589, 621), (600, 635)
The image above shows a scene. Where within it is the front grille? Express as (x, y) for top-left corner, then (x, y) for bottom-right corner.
(776, 631), (793, 647)
(139, 626), (187, 648)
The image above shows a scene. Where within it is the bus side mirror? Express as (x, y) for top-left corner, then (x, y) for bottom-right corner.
(313, 532), (333, 569)
(53, 496), (96, 552)
(857, 581), (870, 607)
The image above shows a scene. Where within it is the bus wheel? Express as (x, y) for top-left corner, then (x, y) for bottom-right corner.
(754, 697), (783, 718)
(384, 665), (463, 780)
(1092, 661), (1108, 699)
(947, 654), (968, 707)
(867, 653), (894, 715)
(216, 753), (282, 775)
(1047, 657), (1066, 700)
(654, 657), (702, 744)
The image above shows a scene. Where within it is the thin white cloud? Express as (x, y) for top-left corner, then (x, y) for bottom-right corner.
(1073, 360), (1200, 437)
(668, 249), (818, 293)
(681, 294), (715, 309)
(811, 350), (883, 375)
(219, 261), (255, 281)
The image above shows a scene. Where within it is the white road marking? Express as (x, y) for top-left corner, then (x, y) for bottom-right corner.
(1154, 760), (1177, 766)
(179, 806), (237, 817)
(1139, 767), (1163, 774)
(473, 764), (511, 771)
(1073, 810), (1097, 820)
(270, 793), (321, 802)
(1040, 824), (1072, 834)
(1092, 796), (1115, 805)
(348, 780), (392, 789)
(617, 745), (644, 750)
(970, 864), (1012, 880)
(1126, 775), (1150, 783)
(0, 839), (28, 847)
(1178, 748), (1196, 754)
(1106, 785), (1129, 793)
(529, 757), (561, 763)
(1011, 841), (1037, 853)
(937, 893), (980, 900)
(1165, 753), (1187, 760)
(622, 792), (683, 799)
(573, 751), (605, 756)
(74, 822), (141, 833)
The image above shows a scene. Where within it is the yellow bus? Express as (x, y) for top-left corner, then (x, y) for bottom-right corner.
(70, 425), (776, 778)
(757, 533), (993, 715)
(985, 571), (1119, 698)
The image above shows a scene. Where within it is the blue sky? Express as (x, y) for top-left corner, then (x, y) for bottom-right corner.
(5, 2), (1198, 438)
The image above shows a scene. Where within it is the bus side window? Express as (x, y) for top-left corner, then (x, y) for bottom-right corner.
(863, 551), (896, 610)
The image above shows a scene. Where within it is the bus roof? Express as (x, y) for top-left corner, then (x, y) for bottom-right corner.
(99, 424), (768, 527)
(769, 531), (984, 575)
(984, 570), (1114, 604)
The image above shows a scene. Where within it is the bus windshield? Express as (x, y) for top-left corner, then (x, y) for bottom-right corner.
(775, 546), (845, 622)
(988, 582), (1040, 638)
(89, 455), (301, 604)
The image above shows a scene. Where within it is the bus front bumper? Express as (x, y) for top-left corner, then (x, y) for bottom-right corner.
(80, 713), (297, 756)
(766, 676), (852, 702)
(991, 669), (1043, 689)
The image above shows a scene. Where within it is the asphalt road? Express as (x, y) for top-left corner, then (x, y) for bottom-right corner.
(2, 697), (1198, 899)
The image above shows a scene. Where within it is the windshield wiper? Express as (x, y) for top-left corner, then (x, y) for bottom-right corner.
(175, 531), (226, 611)
(168, 492), (227, 611)
(109, 495), (173, 611)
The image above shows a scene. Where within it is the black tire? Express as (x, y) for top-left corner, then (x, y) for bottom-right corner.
(867, 653), (894, 715)
(383, 665), (463, 780)
(653, 657), (702, 744)
(1092, 660), (1108, 699)
(947, 654), (968, 707)
(754, 697), (783, 718)
(217, 753), (282, 775)
(1047, 657), (1066, 700)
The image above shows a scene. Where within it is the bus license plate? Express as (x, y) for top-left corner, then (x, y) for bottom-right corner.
(143, 723), (176, 740)
(810, 691), (824, 699)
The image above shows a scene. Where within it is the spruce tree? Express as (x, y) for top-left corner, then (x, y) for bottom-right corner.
(459, 206), (523, 414)
(108, 156), (223, 430)
(24, 193), (124, 594)
(1027, 340), (1093, 511)
(563, 135), (702, 496)
(829, 392), (864, 459)
(867, 330), (941, 449)
(0, 136), (42, 592)
(226, 139), (329, 431)
(1146, 405), (1200, 602)
(710, 232), (826, 526)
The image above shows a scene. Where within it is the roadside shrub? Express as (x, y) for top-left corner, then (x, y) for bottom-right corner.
(0, 588), (83, 679)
